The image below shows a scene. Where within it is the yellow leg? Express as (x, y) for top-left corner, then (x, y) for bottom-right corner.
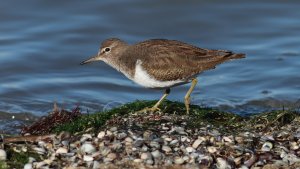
(184, 78), (198, 114)
(138, 88), (170, 113)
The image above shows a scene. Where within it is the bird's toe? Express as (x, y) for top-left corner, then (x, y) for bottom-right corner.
(137, 106), (161, 114)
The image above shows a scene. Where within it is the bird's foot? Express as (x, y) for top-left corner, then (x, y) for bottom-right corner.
(136, 106), (161, 114)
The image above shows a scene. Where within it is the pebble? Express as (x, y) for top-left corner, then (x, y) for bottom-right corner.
(0, 149), (7, 160)
(207, 146), (217, 153)
(35, 161), (47, 168)
(174, 156), (185, 164)
(97, 131), (105, 139)
(93, 161), (100, 169)
(164, 137), (172, 142)
(110, 127), (118, 132)
(216, 157), (230, 169)
(117, 132), (127, 140)
(56, 147), (68, 154)
(150, 141), (160, 149)
(174, 127), (187, 135)
(290, 142), (299, 150)
(141, 152), (152, 160)
(133, 139), (144, 147)
(239, 165), (249, 169)
(28, 157), (36, 163)
(162, 145), (172, 153)
(81, 143), (96, 154)
(83, 155), (94, 162)
(186, 147), (195, 153)
(169, 139), (179, 146)
(222, 136), (234, 144)
(183, 156), (189, 162)
(143, 131), (151, 139)
(133, 159), (142, 163)
(174, 147), (179, 152)
(235, 136), (244, 144)
(165, 157), (173, 165)
(153, 138), (164, 143)
(100, 147), (111, 156)
(106, 130), (113, 136)
(181, 136), (190, 142)
(61, 140), (69, 147)
(146, 159), (154, 165)
(162, 126), (169, 130)
(192, 137), (205, 149)
(125, 137), (133, 143)
(37, 141), (46, 147)
(24, 163), (33, 169)
(151, 150), (161, 159)
(261, 142), (273, 152)
(80, 134), (92, 142)
(107, 153), (117, 161)
(111, 141), (122, 150)
(44, 158), (54, 165)
(33, 147), (46, 155)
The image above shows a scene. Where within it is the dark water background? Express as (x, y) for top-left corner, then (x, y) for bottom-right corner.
(1, 0), (300, 132)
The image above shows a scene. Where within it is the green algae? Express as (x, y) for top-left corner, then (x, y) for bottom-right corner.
(0, 161), (8, 169)
(52, 100), (299, 134)
(53, 100), (156, 134)
(4, 146), (42, 169)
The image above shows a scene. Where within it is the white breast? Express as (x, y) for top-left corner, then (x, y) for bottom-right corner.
(133, 60), (185, 88)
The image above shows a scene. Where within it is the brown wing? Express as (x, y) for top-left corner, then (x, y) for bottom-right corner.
(132, 39), (244, 81)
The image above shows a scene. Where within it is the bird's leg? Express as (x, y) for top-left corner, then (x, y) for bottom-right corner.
(184, 78), (198, 114)
(152, 88), (170, 110)
(138, 88), (170, 113)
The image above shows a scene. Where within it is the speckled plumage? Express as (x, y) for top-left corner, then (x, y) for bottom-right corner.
(96, 38), (245, 86)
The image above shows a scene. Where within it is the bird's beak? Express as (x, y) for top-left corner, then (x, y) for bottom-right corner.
(80, 55), (100, 65)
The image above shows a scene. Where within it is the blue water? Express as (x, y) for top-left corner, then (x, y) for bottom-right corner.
(1, 0), (300, 117)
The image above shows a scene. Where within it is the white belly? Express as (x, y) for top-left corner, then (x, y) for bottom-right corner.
(133, 60), (186, 89)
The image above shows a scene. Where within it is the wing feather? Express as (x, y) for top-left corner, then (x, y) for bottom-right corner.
(125, 39), (243, 81)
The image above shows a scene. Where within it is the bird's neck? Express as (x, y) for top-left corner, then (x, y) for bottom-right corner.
(102, 50), (135, 79)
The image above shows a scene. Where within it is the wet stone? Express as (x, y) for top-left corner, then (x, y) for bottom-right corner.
(117, 132), (127, 140)
(151, 150), (161, 159)
(146, 159), (154, 165)
(56, 147), (68, 154)
(97, 131), (105, 139)
(107, 153), (117, 161)
(169, 139), (179, 146)
(141, 152), (152, 160)
(125, 137), (133, 143)
(261, 142), (273, 152)
(192, 138), (205, 149)
(0, 149), (7, 160)
(134, 139), (144, 147)
(174, 157), (185, 165)
(186, 147), (195, 153)
(162, 145), (172, 153)
(83, 155), (93, 162)
(110, 127), (118, 132)
(80, 143), (96, 154)
(150, 141), (160, 149)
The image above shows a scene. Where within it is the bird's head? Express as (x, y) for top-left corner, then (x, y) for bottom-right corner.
(80, 38), (127, 65)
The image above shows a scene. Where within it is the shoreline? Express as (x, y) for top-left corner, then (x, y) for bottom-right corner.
(1, 100), (300, 168)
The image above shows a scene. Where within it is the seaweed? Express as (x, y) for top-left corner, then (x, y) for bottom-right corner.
(21, 107), (81, 135)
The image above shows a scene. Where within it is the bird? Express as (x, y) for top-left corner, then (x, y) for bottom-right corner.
(81, 38), (245, 114)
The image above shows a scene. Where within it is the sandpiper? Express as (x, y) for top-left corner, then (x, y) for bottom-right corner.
(81, 38), (245, 114)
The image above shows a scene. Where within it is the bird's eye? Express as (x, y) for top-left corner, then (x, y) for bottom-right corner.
(104, 47), (110, 52)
